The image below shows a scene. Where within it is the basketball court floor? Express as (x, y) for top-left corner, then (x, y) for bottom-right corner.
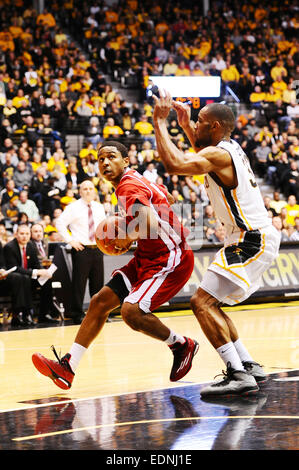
(0, 301), (298, 451)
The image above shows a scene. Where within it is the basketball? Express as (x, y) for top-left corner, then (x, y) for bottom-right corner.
(95, 215), (132, 256)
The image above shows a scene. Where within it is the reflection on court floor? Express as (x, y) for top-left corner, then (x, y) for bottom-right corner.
(0, 303), (298, 451)
(0, 369), (298, 450)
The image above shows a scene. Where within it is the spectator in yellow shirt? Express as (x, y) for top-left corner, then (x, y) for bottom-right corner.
(282, 82), (297, 104)
(163, 56), (178, 76)
(134, 115), (155, 146)
(221, 61), (240, 88)
(285, 195), (299, 226)
(272, 76), (288, 97)
(47, 149), (68, 175)
(264, 86), (282, 102)
(175, 60), (191, 76)
(36, 9), (56, 28)
(79, 142), (98, 160)
(12, 89), (30, 108)
(270, 59), (288, 81)
(103, 117), (124, 139)
(9, 19), (23, 39)
(250, 86), (266, 106)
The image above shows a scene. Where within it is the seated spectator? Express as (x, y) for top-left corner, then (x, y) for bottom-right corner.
(142, 162), (159, 183)
(138, 140), (155, 163)
(0, 220), (11, 244)
(272, 215), (289, 242)
(281, 160), (299, 199)
(3, 223), (57, 326)
(287, 100), (299, 122)
(175, 60), (190, 76)
(282, 82), (297, 104)
(51, 166), (67, 193)
(210, 52), (226, 72)
(289, 217), (299, 241)
(60, 188), (76, 210)
(133, 114), (155, 146)
(16, 189), (40, 223)
(249, 85), (266, 107)
(266, 143), (283, 185)
(103, 117), (124, 140)
(270, 191), (287, 215)
(47, 149), (68, 175)
(207, 223), (226, 244)
(221, 60), (240, 93)
(85, 116), (102, 148)
(2, 195), (20, 230)
(264, 195), (278, 217)
(264, 85), (282, 103)
(66, 161), (84, 194)
(285, 195), (299, 226)
(272, 75), (288, 98)
(79, 141), (98, 161)
(163, 56), (178, 76)
(247, 118), (261, 139)
(271, 59), (288, 82)
(0, 179), (19, 206)
(12, 212), (30, 233)
(0, 240), (37, 327)
(183, 176), (209, 205)
(255, 139), (271, 178)
(13, 161), (33, 191)
(167, 174), (184, 197)
(203, 204), (218, 235)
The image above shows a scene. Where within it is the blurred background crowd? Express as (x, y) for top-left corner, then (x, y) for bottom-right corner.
(0, 0), (298, 247)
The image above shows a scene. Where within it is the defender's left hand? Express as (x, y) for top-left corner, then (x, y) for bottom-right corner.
(153, 89), (173, 121)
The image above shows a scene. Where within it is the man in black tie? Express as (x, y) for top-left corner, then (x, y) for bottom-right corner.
(31, 222), (49, 264)
(4, 223), (58, 326)
(0, 240), (34, 327)
(56, 180), (106, 324)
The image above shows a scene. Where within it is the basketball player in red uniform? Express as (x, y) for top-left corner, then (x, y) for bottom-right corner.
(32, 141), (198, 390)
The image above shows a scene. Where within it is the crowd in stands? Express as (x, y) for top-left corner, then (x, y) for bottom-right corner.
(0, 0), (298, 250)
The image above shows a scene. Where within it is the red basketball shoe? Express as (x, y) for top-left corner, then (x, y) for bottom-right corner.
(169, 337), (199, 382)
(32, 346), (74, 390)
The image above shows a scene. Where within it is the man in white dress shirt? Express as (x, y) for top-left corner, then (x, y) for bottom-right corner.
(56, 180), (106, 323)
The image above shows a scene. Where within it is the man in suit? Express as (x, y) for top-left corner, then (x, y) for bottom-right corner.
(31, 222), (50, 265)
(0, 241), (34, 327)
(3, 223), (58, 325)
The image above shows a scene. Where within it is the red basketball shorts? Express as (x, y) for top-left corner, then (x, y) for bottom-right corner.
(111, 246), (194, 313)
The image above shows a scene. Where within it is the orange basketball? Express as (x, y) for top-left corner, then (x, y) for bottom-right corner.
(95, 215), (132, 256)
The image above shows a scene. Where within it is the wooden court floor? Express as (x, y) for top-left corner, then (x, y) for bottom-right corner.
(0, 302), (298, 451)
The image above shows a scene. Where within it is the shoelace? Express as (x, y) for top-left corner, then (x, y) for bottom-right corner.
(243, 361), (263, 370)
(212, 361), (235, 386)
(51, 345), (70, 369)
(213, 368), (234, 386)
(51, 345), (62, 363)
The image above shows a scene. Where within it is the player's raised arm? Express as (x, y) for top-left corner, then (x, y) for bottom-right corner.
(153, 90), (231, 176)
(171, 100), (200, 152)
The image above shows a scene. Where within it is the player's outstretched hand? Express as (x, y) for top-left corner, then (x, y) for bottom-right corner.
(172, 100), (191, 129)
(153, 89), (173, 121)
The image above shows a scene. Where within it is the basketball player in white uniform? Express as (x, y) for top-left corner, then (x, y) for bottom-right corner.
(153, 91), (280, 397)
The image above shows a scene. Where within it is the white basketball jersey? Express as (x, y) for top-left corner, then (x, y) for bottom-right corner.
(204, 139), (271, 234)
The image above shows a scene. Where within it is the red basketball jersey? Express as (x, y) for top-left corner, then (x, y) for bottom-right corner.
(115, 169), (190, 260)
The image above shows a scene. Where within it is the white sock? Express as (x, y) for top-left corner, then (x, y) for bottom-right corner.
(216, 341), (244, 371)
(165, 330), (186, 346)
(68, 343), (87, 372)
(233, 338), (254, 363)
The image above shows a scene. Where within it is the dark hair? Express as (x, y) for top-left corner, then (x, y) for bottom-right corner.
(206, 103), (236, 133)
(100, 140), (128, 158)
